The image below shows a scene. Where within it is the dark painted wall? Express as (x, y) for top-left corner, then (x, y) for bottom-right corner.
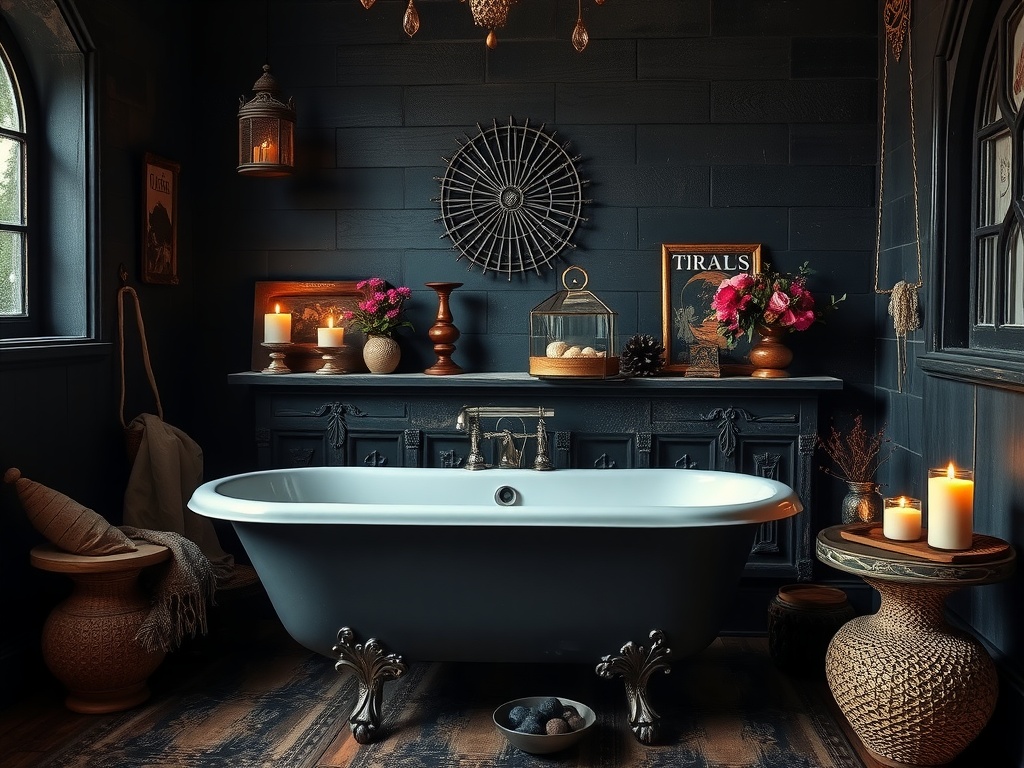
(0, 0), (194, 701)
(190, 0), (880, 486)
(873, 1), (1024, 761)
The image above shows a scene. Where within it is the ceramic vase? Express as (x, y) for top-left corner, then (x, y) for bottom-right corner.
(841, 480), (884, 524)
(749, 324), (793, 378)
(363, 335), (400, 374)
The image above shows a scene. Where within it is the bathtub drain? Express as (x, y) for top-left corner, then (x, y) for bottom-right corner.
(494, 486), (519, 506)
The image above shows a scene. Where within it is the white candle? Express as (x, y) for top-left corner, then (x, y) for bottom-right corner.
(927, 463), (974, 550)
(264, 303), (291, 343)
(317, 316), (345, 348)
(883, 496), (922, 541)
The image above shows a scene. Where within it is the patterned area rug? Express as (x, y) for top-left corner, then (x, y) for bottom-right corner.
(36, 626), (861, 768)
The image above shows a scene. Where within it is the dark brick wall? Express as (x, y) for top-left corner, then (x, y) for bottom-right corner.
(189, 0), (880, 477)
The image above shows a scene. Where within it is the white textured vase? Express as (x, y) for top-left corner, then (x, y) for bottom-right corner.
(363, 335), (400, 374)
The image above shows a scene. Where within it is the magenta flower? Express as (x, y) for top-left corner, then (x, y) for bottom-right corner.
(707, 262), (842, 349)
(346, 277), (414, 338)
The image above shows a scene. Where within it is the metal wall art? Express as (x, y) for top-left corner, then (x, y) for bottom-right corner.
(436, 117), (589, 279)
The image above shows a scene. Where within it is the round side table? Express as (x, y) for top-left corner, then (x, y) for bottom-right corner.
(31, 541), (172, 714)
(815, 525), (1016, 767)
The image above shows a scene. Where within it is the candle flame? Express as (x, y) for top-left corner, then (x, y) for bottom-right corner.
(898, 497), (907, 507)
(274, 303), (281, 314)
(327, 316), (334, 329)
(947, 461), (955, 479)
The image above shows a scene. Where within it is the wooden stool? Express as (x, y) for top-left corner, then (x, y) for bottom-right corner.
(30, 541), (171, 714)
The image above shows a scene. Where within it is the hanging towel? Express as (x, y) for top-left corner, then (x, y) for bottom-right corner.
(123, 413), (238, 583)
(120, 525), (217, 653)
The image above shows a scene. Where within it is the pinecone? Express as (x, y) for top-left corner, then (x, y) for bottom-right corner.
(620, 334), (665, 377)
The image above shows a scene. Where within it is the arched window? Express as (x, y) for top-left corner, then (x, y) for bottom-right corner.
(0, 39), (27, 319)
(971, 0), (1024, 351)
(0, 2), (96, 352)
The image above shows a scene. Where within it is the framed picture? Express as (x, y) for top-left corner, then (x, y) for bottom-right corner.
(661, 243), (762, 374)
(141, 153), (180, 285)
(251, 280), (367, 372)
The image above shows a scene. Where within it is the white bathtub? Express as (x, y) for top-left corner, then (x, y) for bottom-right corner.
(191, 465), (803, 744)
(189, 466), (802, 664)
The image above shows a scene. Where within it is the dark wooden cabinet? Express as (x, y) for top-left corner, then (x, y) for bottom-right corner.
(232, 372), (842, 582)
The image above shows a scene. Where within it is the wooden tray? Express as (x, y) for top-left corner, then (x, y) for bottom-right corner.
(839, 524), (1011, 563)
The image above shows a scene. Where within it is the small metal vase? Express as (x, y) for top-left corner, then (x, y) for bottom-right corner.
(841, 481), (884, 524)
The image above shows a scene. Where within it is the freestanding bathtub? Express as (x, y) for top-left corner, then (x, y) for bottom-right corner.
(189, 465), (802, 744)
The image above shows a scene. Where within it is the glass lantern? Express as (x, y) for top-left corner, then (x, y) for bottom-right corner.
(529, 266), (618, 378)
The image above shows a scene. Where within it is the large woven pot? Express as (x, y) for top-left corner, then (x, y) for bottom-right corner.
(363, 335), (400, 374)
(825, 578), (998, 766)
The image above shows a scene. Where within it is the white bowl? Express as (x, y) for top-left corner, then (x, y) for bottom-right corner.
(492, 696), (596, 755)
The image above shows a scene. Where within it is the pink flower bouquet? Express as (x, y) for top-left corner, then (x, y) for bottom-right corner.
(343, 277), (413, 338)
(709, 262), (843, 349)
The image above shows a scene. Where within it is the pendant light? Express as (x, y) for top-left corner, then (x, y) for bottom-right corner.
(359, 0), (605, 51)
(237, 64), (295, 177)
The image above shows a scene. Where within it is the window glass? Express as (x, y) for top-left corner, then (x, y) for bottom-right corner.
(977, 234), (998, 325)
(1007, 226), (1024, 325)
(0, 45), (23, 319)
(980, 130), (1012, 226)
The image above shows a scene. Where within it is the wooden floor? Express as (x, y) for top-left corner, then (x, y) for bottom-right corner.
(0, 622), (1006, 768)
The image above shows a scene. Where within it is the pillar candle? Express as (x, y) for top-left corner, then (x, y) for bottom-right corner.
(927, 463), (974, 550)
(264, 303), (291, 343)
(883, 496), (922, 541)
(317, 316), (345, 348)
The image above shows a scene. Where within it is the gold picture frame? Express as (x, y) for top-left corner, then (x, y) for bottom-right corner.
(141, 153), (180, 285)
(661, 243), (762, 374)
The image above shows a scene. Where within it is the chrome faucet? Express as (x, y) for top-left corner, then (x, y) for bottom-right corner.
(455, 406), (555, 470)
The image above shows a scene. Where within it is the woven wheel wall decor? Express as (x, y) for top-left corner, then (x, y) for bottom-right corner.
(436, 117), (589, 279)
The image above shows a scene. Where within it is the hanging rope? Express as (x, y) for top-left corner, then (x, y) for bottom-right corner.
(875, 0), (923, 393)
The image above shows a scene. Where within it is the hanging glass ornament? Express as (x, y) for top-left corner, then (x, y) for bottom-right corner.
(403, 0), (420, 37)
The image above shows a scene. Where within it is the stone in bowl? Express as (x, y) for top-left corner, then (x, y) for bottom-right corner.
(492, 696), (596, 755)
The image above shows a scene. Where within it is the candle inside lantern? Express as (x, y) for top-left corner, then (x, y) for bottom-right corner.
(252, 139), (278, 164)
(317, 316), (345, 348)
(927, 462), (974, 551)
(264, 303), (291, 343)
(883, 496), (922, 541)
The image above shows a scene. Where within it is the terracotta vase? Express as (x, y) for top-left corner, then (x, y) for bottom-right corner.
(749, 324), (793, 378)
(362, 335), (400, 374)
(841, 480), (884, 524)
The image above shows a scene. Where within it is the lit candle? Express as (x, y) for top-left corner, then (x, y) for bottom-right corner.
(252, 139), (278, 164)
(317, 316), (345, 348)
(264, 303), (291, 343)
(252, 139), (278, 163)
(927, 462), (974, 551)
(883, 496), (922, 541)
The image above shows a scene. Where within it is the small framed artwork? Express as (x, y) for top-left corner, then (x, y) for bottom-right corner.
(141, 153), (180, 285)
(661, 243), (762, 374)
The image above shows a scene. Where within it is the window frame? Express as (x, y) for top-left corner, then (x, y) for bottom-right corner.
(0, 0), (102, 363)
(922, 0), (1024, 391)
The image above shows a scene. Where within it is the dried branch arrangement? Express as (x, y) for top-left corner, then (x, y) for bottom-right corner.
(818, 414), (894, 483)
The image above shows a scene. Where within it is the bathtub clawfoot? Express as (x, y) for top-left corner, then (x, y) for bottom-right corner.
(332, 627), (407, 744)
(595, 629), (672, 745)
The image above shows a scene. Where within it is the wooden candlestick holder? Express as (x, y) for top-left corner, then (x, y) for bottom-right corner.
(424, 282), (464, 375)
(261, 342), (293, 374)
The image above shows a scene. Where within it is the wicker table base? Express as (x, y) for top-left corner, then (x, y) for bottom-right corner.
(816, 525), (1016, 768)
(825, 578), (996, 767)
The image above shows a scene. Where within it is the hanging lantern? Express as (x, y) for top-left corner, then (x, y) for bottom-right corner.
(237, 64), (295, 177)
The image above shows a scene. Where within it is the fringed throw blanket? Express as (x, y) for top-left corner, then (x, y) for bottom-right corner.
(120, 526), (217, 654)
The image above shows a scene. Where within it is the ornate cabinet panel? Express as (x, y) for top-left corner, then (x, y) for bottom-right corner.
(236, 372), (841, 583)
